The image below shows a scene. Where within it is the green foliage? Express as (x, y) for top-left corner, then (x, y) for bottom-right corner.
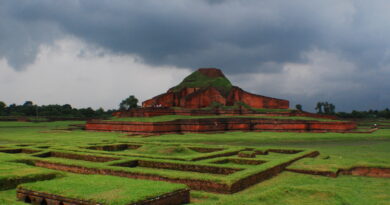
(0, 102), (4, 108)
(0, 101), (5, 115)
(295, 104), (302, 111)
(170, 71), (233, 95)
(0, 102), (112, 119)
(315, 102), (335, 114)
(119, 95), (139, 110)
(337, 108), (390, 119)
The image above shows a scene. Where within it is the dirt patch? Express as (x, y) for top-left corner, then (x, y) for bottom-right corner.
(339, 167), (390, 178)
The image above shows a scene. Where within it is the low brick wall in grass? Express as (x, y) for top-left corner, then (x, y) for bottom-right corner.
(85, 118), (356, 134)
(113, 160), (242, 175)
(0, 148), (39, 154)
(33, 150), (320, 194)
(229, 151), (319, 193)
(33, 160), (232, 193)
(35, 151), (119, 162)
(287, 167), (390, 178)
(340, 167), (390, 178)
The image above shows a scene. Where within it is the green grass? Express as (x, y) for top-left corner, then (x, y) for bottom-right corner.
(0, 141), (317, 187)
(0, 121), (389, 204)
(170, 70), (233, 95)
(0, 189), (25, 205)
(0, 160), (62, 190)
(126, 144), (200, 156)
(0, 121), (123, 145)
(19, 175), (187, 205)
(192, 172), (390, 205)
(107, 115), (337, 122)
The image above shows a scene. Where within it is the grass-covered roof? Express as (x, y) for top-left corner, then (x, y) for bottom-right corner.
(169, 68), (233, 95)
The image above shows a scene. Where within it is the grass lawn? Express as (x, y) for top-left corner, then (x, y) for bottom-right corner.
(0, 121), (389, 204)
(192, 172), (390, 205)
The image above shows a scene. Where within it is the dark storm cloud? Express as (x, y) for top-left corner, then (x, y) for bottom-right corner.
(3, 0), (389, 73)
(1, 0), (390, 111)
(0, 1), (63, 70)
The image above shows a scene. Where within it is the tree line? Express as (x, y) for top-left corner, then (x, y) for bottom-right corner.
(296, 101), (390, 119)
(336, 109), (390, 119)
(2, 96), (390, 119)
(0, 95), (140, 120)
(0, 101), (113, 119)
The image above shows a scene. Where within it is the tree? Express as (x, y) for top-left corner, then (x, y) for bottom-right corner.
(315, 102), (323, 114)
(328, 103), (336, 114)
(315, 101), (336, 115)
(0, 101), (5, 115)
(295, 104), (302, 111)
(119, 95), (139, 110)
(23, 101), (33, 107)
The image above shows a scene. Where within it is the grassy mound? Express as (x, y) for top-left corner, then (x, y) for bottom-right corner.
(170, 70), (233, 95)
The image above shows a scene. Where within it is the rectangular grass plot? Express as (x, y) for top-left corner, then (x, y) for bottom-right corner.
(17, 175), (190, 205)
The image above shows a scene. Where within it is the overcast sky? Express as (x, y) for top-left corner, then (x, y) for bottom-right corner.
(1, 0), (390, 111)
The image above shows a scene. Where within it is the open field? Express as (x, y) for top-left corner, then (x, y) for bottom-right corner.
(0, 121), (389, 204)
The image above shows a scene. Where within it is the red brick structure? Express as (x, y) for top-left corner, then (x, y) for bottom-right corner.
(142, 68), (289, 109)
(86, 118), (357, 134)
(87, 67), (357, 134)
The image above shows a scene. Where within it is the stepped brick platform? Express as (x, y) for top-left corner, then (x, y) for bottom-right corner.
(86, 118), (356, 134)
(143, 86), (289, 109)
(114, 107), (338, 120)
(93, 67), (355, 134)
